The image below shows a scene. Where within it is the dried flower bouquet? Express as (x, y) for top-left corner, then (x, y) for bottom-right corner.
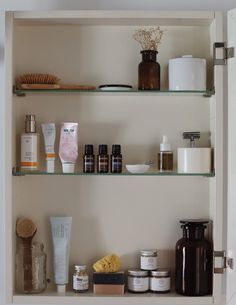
(133, 27), (163, 51)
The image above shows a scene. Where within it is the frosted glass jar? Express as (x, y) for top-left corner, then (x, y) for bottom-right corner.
(15, 242), (47, 294)
(128, 270), (149, 293)
(140, 249), (158, 270)
(150, 269), (171, 293)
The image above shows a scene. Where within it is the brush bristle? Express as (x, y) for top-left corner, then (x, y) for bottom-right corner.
(16, 218), (37, 238)
(16, 73), (60, 85)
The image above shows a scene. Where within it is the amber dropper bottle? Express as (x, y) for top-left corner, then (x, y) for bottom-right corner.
(97, 144), (109, 173)
(111, 144), (122, 173)
(158, 135), (174, 172)
(83, 144), (95, 173)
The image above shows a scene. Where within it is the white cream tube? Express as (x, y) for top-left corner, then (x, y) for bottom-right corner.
(50, 217), (72, 293)
(59, 123), (78, 173)
(42, 123), (56, 173)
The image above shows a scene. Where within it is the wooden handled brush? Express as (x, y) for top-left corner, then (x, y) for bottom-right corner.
(16, 218), (37, 293)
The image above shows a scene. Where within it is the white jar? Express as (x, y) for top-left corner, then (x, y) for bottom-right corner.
(128, 270), (149, 293)
(150, 269), (171, 293)
(140, 249), (158, 270)
(73, 265), (89, 292)
(169, 55), (206, 91)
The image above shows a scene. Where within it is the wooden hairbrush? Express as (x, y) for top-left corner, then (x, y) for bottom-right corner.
(16, 73), (60, 89)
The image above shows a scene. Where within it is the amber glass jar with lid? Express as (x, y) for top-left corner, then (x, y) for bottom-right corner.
(175, 219), (213, 296)
(128, 269), (149, 293)
(150, 269), (171, 293)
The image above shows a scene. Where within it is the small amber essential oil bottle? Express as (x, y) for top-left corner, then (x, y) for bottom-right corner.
(97, 144), (109, 173)
(111, 144), (122, 173)
(83, 144), (95, 173)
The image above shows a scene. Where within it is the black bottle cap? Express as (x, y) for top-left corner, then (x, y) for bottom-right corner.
(180, 219), (209, 225)
(180, 219), (209, 228)
(99, 144), (108, 155)
(84, 144), (93, 155)
(112, 144), (121, 154)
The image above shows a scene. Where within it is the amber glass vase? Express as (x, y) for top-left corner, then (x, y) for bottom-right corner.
(138, 50), (160, 90)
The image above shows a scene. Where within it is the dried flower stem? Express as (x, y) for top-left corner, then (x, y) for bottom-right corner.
(133, 27), (164, 51)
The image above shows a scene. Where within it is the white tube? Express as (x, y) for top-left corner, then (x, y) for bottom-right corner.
(50, 217), (72, 293)
(42, 123), (56, 173)
(59, 123), (78, 173)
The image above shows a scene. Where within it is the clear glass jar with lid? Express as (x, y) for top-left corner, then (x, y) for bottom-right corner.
(150, 269), (171, 293)
(128, 269), (149, 293)
(73, 265), (89, 292)
(140, 249), (158, 270)
(15, 242), (47, 294)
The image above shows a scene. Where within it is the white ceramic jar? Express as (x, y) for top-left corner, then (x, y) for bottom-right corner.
(169, 55), (206, 90)
(177, 148), (211, 173)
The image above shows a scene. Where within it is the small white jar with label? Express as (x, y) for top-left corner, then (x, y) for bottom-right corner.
(140, 249), (158, 270)
(150, 269), (171, 293)
(73, 265), (89, 293)
(128, 270), (149, 293)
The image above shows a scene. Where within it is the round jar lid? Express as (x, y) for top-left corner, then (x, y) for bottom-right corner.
(180, 219), (209, 225)
(75, 265), (87, 271)
(128, 269), (149, 276)
(140, 249), (158, 256)
(151, 269), (170, 277)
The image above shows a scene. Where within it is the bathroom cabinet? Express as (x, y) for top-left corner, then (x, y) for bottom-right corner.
(2, 8), (236, 305)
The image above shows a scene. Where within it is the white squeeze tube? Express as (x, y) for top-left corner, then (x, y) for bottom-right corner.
(42, 123), (56, 173)
(50, 217), (72, 293)
(59, 122), (78, 173)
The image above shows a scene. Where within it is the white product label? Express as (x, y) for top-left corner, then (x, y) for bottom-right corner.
(141, 256), (158, 270)
(21, 135), (38, 168)
(128, 277), (149, 292)
(73, 275), (89, 291)
(150, 277), (170, 292)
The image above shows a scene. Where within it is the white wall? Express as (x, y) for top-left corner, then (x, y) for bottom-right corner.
(0, 1), (233, 305)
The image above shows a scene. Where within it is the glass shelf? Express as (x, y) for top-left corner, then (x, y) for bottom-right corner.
(13, 291), (214, 305)
(13, 87), (214, 97)
(12, 168), (215, 177)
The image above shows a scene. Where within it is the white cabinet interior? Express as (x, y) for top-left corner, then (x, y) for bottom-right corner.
(4, 10), (225, 305)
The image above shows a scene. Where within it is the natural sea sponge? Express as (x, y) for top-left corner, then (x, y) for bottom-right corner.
(93, 254), (121, 272)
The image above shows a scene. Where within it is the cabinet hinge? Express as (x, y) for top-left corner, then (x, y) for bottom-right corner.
(214, 251), (234, 274)
(213, 43), (235, 65)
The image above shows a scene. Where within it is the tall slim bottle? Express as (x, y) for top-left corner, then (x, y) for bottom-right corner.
(20, 114), (39, 171)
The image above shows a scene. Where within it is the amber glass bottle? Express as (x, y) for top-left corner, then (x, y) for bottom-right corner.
(175, 220), (213, 296)
(97, 144), (109, 173)
(83, 144), (95, 173)
(111, 144), (122, 173)
(138, 50), (160, 90)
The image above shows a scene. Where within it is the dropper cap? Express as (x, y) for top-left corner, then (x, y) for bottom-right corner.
(84, 144), (94, 155)
(112, 144), (121, 154)
(25, 114), (36, 133)
(160, 135), (171, 152)
(99, 144), (108, 155)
